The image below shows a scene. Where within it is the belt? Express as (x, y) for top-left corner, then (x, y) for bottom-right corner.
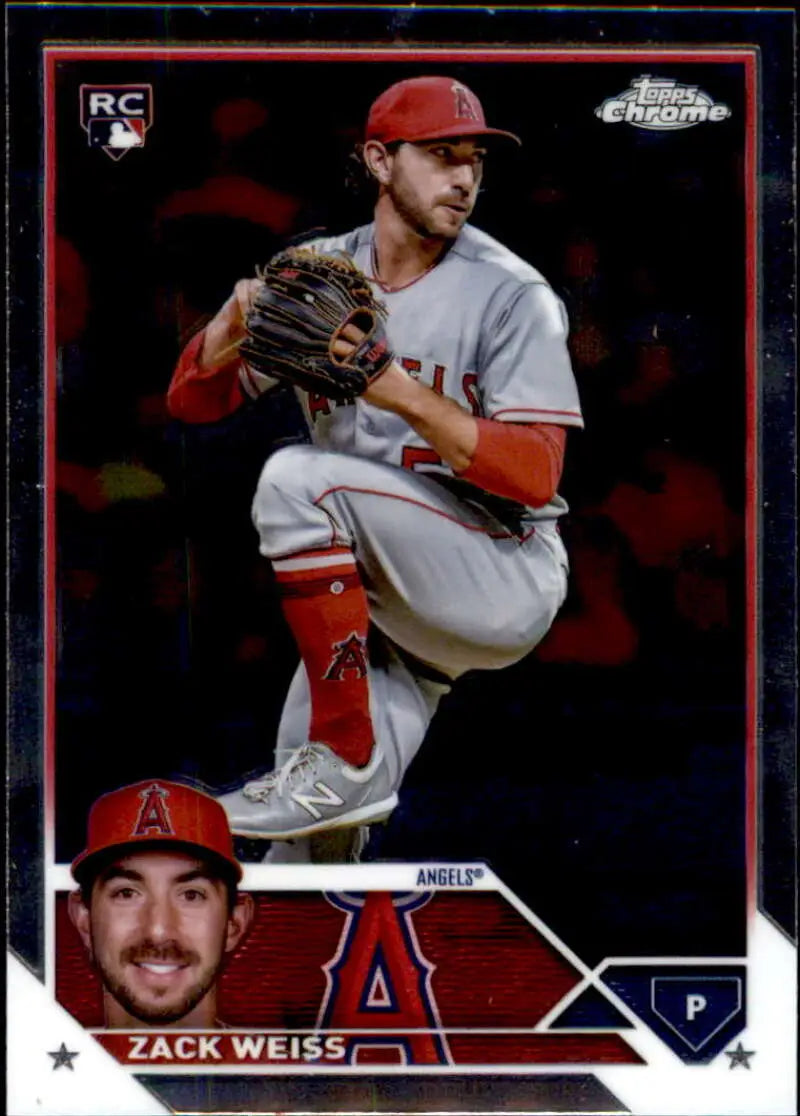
(427, 473), (531, 539)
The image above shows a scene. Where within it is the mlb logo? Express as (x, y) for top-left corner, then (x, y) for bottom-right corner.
(79, 85), (153, 160)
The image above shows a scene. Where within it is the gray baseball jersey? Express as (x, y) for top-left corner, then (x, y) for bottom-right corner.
(242, 221), (583, 522)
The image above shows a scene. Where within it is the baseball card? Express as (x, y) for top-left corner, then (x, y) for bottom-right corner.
(6, 5), (797, 1115)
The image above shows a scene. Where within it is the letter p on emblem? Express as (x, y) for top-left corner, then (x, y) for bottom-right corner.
(686, 993), (707, 1020)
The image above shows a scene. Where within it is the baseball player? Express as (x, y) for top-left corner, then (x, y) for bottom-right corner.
(167, 76), (583, 853)
(68, 779), (253, 1028)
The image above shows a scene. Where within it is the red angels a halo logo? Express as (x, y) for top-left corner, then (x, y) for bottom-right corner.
(132, 783), (174, 837)
(317, 892), (451, 1065)
(323, 632), (368, 681)
(451, 82), (481, 122)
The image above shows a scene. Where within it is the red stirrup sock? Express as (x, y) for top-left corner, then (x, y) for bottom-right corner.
(272, 546), (374, 767)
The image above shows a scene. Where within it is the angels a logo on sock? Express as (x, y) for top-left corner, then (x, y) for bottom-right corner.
(79, 85), (152, 160)
(323, 632), (368, 680)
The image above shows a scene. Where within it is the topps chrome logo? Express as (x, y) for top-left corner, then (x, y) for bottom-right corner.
(80, 85), (153, 159)
(595, 75), (731, 131)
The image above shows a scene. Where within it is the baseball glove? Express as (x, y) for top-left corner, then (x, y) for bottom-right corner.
(240, 247), (395, 401)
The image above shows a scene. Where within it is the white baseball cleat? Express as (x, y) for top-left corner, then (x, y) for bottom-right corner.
(218, 742), (397, 839)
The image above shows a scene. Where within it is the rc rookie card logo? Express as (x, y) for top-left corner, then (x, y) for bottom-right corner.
(595, 76), (731, 131)
(79, 85), (153, 159)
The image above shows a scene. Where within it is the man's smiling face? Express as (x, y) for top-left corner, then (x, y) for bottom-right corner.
(71, 849), (243, 1027)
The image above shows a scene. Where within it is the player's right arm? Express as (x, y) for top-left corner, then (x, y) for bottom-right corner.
(167, 278), (278, 423)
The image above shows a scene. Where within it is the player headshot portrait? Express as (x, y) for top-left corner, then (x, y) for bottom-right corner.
(168, 74), (582, 863)
(68, 779), (253, 1029)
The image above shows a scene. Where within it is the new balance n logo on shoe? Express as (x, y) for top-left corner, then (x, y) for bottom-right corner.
(323, 632), (368, 681)
(217, 741), (397, 839)
(293, 781), (345, 820)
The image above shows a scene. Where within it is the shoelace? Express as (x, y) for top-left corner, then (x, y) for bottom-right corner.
(242, 743), (326, 802)
(241, 772), (278, 802)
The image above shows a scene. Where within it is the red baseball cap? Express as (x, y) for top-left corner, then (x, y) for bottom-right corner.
(365, 76), (521, 147)
(71, 779), (243, 884)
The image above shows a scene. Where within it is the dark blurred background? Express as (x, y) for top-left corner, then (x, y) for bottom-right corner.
(54, 58), (749, 964)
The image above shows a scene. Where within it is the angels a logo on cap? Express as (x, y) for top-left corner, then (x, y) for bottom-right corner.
(132, 783), (175, 837)
(452, 83), (480, 122)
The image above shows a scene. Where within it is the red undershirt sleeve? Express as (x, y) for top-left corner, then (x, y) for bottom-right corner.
(458, 418), (567, 508)
(166, 329), (246, 424)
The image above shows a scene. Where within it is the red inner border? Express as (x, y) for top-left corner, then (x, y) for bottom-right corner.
(43, 44), (759, 917)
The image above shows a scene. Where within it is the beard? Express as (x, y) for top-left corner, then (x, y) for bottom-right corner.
(386, 175), (473, 240)
(94, 938), (223, 1026)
